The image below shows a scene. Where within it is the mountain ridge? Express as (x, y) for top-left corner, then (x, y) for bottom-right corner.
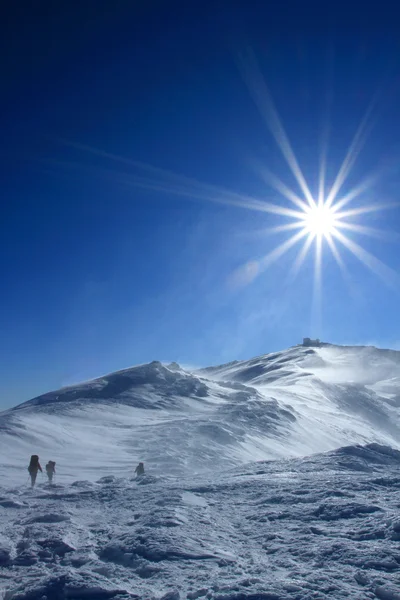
(1, 343), (400, 483)
(6, 342), (399, 413)
(8, 342), (399, 412)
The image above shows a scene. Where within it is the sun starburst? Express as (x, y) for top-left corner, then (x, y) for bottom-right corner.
(59, 49), (399, 336)
(231, 48), (399, 303)
(302, 203), (339, 237)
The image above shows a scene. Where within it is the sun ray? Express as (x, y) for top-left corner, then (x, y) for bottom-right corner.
(229, 228), (308, 288)
(318, 150), (327, 208)
(288, 234), (315, 281)
(265, 222), (306, 234)
(332, 228), (399, 286)
(122, 177), (305, 218)
(238, 222), (306, 241)
(325, 93), (379, 207)
(325, 233), (347, 272)
(330, 173), (381, 213)
(238, 49), (316, 208)
(325, 232), (361, 299)
(317, 106), (331, 209)
(259, 228), (309, 269)
(334, 221), (397, 241)
(318, 44), (334, 207)
(58, 139), (310, 219)
(311, 235), (323, 338)
(252, 163), (310, 212)
(336, 203), (399, 219)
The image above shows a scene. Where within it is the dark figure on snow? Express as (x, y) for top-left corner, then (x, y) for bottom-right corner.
(45, 461), (56, 483)
(135, 462), (145, 477)
(28, 455), (42, 487)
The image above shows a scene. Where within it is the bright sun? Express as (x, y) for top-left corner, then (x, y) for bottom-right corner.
(302, 203), (338, 237)
(71, 48), (396, 302)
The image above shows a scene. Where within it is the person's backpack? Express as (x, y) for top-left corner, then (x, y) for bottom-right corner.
(28, 455), (39, 472)
(135, 462), (144, 475)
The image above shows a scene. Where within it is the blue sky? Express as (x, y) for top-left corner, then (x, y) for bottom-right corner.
(2, 2), (400, 408)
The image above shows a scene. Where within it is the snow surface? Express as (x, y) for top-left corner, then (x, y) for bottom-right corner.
(1, 344), (400, 598)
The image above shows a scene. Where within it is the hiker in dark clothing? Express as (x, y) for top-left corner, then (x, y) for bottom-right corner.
(45, 461), (56, 483)
(135, 462), (145, 477)
(28, 455), (42, 487)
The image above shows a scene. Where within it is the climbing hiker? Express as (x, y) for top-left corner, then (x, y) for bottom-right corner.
(28, 455), (42, 487)
(135, 462), (145, 477)
(45, 460), (56, 483)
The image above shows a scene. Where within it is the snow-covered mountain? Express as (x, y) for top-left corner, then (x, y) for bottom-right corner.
(1, 343), (400, 484)
(1, 343), (400, 599)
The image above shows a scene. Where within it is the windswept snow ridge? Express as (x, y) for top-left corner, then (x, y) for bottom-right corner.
(1, 344), (400, 483)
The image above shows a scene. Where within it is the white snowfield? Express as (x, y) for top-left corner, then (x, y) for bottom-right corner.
(0, 344), (400, 599)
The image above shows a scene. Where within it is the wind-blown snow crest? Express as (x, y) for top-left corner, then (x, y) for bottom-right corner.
(1, 344), (400, 484)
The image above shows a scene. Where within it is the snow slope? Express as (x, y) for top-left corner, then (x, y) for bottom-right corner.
(1, 443), (400, 599)
(1, 345), (400, 484)
(1, 344), (400, 599)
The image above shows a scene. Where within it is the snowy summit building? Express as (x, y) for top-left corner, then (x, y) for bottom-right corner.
(303, 337), (321, 347)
